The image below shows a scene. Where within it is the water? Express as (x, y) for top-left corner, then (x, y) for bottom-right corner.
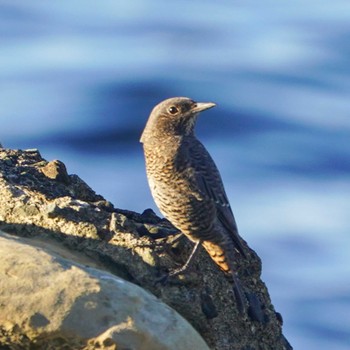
(1, 1), (350, 348)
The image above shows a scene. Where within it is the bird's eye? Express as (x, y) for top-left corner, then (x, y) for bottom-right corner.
(168, 106), (178, 115)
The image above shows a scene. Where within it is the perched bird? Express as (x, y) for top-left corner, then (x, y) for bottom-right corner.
(140, 97), (247, 312)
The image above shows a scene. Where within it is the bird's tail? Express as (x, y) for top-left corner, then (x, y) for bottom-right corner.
(201, 240), (246, 313)
(231, 273), (246, 314)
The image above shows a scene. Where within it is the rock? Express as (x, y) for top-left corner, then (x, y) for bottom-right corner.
(0, 231), (209, 350)
(0, 148), (293, 350)
(40, 159), (70, 184)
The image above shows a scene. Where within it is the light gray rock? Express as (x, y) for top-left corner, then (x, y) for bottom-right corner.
(0, 231), (210, 350)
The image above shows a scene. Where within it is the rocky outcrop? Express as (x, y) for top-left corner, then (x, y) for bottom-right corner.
(0, 231), (209, 350)
(0, 148), (292, 350)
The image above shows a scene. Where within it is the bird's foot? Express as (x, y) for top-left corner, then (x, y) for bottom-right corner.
(155, 240), (202, 286)
(154, 265), (188, 286)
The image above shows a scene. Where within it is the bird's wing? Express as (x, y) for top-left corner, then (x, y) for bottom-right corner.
(179, 139), (246, 256)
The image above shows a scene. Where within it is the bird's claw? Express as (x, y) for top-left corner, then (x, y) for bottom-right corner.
(154, 273), (170, 286)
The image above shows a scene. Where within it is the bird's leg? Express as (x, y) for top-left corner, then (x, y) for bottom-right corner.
(167, 231), (185, 245)
(156, 240), (202, 285)
(168, 239), (202, 277)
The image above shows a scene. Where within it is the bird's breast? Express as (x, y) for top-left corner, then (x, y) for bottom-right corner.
(145, 164), (214, 237)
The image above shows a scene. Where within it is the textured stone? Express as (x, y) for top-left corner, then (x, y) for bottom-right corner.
(40, 159), (70, 184)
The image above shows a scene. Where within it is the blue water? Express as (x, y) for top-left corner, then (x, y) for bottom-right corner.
(1, 1), (350, 348)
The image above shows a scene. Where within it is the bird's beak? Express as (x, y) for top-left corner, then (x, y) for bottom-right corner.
(191, 102), (216, 113)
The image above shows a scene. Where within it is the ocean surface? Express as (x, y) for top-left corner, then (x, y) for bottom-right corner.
(1, 1), (350, 348)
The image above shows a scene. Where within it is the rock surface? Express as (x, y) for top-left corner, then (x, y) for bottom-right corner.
(0, 148), (292, 350)
(0, 231), (209, 350)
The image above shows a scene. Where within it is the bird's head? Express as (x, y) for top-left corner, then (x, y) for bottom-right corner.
(140, 97), (216, 143)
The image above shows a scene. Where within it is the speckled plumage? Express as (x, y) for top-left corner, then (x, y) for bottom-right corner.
(141, 97), (246, 311)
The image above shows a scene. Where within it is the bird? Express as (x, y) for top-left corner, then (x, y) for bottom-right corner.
(140, 97), (247, 312)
